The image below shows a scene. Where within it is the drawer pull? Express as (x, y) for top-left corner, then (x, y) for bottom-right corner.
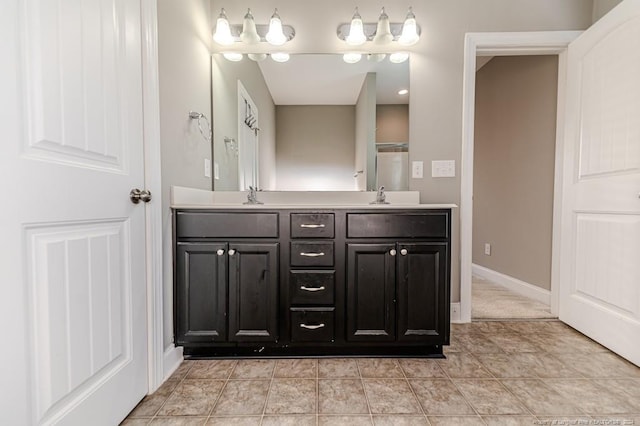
(300, 252), (325, 257)
(300, 323), (325, 330)
(300, 223), (325, 228)
(300, 285), (325, 292)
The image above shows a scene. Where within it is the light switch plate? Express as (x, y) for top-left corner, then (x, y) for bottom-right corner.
(412, 161), (424, 178)
(432, 160), (456, 177)
(204, 159), (211, 178)
(214, 162), (219, 180)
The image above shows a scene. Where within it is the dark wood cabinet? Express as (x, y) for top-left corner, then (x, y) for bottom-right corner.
(174, 208), (451, 357)
(228, 243), (279, 342)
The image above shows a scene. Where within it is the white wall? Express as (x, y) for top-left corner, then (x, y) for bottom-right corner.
(355, 73), (377, 191)
(157, 0), (212, 348)
(276, 105), (356, 190)
(210, 0), (593, 303)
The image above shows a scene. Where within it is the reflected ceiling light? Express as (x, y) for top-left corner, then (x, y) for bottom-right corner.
(389, 52), (409, 63)
(248, 53), (268, 62)
(346, 7), (367, 46)
(213, 9), (234, 46)
(343, 53), (363, 64)
(398, 89), (409, 95)
(271, 52), (290, 63)
(223, 52), (243, 62)
(398, 7), (420, 46)
(240, 9), (260, 44)
(368, 53), (386, 62)
(266, 9), (287, 46)
(373, 8), (393, 45)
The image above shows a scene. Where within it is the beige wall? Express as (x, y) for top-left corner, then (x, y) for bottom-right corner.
(377, 104), (409, 143)
(211, 55), (277, 190)
(472, 55), (559, 290)
(275, 105), (356, 190)
(355, 73), (377, 191)
(157, 0), (212, 347)
(592, 0), (623, 22)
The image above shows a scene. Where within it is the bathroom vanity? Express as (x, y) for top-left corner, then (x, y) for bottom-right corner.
(172, 189), (454, 357)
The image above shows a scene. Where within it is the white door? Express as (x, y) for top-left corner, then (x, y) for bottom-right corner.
(0, 0), (149, 424)
(560, 0), (640, 366)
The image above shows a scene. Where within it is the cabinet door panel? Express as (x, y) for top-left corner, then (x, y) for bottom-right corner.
(229, 243), (279, 342)
(346, 244), (396, 341)
(397, 243), (448, 342)
(175, 243), (227, 343)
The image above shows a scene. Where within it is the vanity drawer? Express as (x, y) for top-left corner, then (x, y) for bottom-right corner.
(347, 212), (449, 239)
(177, 212), (279, 238)
(290, 309), (335, 342)
(290, 270), (334, 305)
(290, 213), (335, 238)
(290, 242), (334, 267)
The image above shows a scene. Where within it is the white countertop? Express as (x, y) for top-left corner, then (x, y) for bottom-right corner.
(170, 186), (458, 210)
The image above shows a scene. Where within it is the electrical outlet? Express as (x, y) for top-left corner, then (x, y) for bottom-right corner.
(204, 159), (211, 178)
(451, 304), (459, 315)
(412, 161), (424, 178)
(484, 243), (491, 256)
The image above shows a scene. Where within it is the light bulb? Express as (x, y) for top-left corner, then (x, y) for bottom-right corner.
(240, 9), (260, 44)
(266, 9), (287, 46)
(389, 52), (409, 63)
(398, 89), (409, 95)
(343, 53), (362, 64)
(399, 7), (420, 46)
(346, 7), (367, 46)
(248, 53), (268, 62)
(373, 7), (393, 45)
(213, 9), (234, 46)
(223, 52), (243, 62)
(367, 53), (386, 62)
(271, 52), (290, 63)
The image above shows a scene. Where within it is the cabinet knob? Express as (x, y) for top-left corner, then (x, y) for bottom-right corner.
(228, 249), (236, 256)
(390, 249), (397, 256)
(216, 249), (224, 256)
(400, 248), (408, 256)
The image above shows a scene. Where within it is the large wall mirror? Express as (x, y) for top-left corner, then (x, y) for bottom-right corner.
(211, 53), (409, 191)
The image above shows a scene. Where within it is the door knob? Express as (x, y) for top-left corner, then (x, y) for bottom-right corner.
(400, 248), (408, 256)
(130, 188), (152, 204)
(216, 249), (225, 256)
(390, 249), (397, 256)
(228, 249), (236, 256)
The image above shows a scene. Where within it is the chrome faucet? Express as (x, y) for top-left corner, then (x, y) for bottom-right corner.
(370, 186), (390, 204)
(244, 186), (263, 205)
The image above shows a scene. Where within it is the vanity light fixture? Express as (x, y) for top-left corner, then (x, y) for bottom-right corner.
(346, 7), (367, 46)
(389, 52), (409, 63)
(248, 53), (268, 62)
(222, 52), (243, 62)
(398, 89), (409, 95)
(212, 8), (295, 47)
(343, 52), (363, 64)
(213, 9), (234, 45)
(271, 52), (290, 63)
(398, 7), (420, 46)
(337, 6), (420, 45)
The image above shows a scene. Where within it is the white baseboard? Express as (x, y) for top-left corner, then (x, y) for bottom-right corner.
(163, 344), (184, 380)
(472, 263), (550, 305)
(450, 302), (462, 323)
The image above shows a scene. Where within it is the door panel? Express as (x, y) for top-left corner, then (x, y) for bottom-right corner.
(228, 243), (279, 341)
(560, 0), (640, 366)
(1, 0), (149, 423)
(397, 243), (448, 342)
(175, 243), (228, 343)
(346, 244), (396, 341)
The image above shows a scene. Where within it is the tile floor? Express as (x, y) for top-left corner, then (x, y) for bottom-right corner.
(122, 321), (640, 425)
(472, 276), (555, 320)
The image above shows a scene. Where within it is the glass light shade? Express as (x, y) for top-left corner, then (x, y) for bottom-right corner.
(389, 52), (409, 63)
(266, 9), (287, 46)
(213, 9), (234, 46)
(343, 53), (362, 64)
(271, 52), (290, 63)
(346, 8), (367, 46)
(399, 7), (420, 46)
(248, 53), (268, 62)
(372, 8), (393, 45)
(368, 53), (386, 62)
(223, 52), (243, 62)
(240, 9), (260, 44)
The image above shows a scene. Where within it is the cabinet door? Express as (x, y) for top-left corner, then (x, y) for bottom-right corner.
(175, 243), (227, 344)
(228, 243), (279, 342)
(397, 243), (448, 342)
(346, 244), (396, 341)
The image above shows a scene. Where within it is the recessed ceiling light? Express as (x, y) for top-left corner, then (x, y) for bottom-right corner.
(398, 89), (409, 95)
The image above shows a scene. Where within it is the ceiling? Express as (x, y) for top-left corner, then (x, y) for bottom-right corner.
(257, 54), (410, 106)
